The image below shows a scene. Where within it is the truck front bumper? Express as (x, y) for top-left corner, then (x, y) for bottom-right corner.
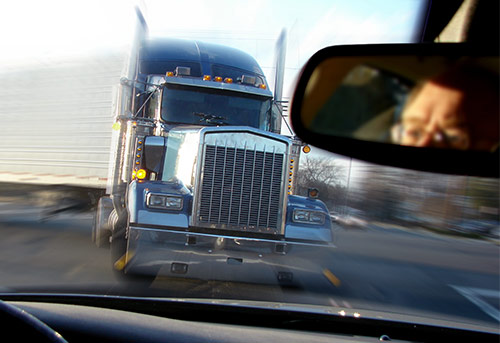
(123, 226), (335, 285)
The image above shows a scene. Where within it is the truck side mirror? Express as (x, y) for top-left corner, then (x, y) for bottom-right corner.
(143, 136), (166, 174)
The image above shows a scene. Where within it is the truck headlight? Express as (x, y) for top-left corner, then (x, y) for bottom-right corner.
(310, 212), (325, 224)
(147, 193), (183, 210)
(293, 209), (310, 222)
(292, 209), (325, 225)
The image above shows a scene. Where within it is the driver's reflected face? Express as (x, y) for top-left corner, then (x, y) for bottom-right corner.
(399, 81), (470, 149)
(395, 68), (499, 151)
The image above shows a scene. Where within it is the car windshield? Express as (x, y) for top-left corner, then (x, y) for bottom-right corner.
(0, 0), (498, 335)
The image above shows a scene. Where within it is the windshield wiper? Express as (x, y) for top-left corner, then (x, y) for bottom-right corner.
(194, 112), (228, 125)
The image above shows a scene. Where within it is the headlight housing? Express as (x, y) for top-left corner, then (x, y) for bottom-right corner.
(292, 209), (325, 225)
(146, 193), (183, 210)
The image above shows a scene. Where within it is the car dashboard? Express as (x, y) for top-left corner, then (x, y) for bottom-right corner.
(2, 295), (497, 343)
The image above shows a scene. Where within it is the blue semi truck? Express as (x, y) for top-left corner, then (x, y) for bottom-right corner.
(94, 30), (335, 284)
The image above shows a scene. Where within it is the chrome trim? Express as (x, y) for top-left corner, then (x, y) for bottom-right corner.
(191, 129), (289, 235)
(131, 226), (335, 248)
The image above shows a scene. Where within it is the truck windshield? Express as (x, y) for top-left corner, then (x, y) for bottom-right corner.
(160, 84), (271, 129)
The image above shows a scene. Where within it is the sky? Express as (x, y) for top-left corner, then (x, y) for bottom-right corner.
(0, 0), (426, 96)
(0, 0), (427, 183)
(145, 0), (426, 101)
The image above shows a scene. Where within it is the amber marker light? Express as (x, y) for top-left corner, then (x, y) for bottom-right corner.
(166, 71), (174, 77)
(203, 75), (212, 81)
(136, 169), (147, 180)
(259, 84), (267, 89)
(214, 76), (223, 82)
(308, 188), (319, 198)
(302, 145), (311, 153)
(224, 77), (233, 83)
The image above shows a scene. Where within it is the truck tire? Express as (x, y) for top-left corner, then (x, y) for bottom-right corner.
(92, 196), (113, 248)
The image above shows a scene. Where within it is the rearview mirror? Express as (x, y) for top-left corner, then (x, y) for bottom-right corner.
(290, 43), (499, 177)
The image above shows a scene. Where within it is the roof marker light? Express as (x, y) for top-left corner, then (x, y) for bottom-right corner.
(259, 84), (267, 89)
(203, 75), (212, 81)
(166, 71), (174, 77)
(224, 77), (233, 83)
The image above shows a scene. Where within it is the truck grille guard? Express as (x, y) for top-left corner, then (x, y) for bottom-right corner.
(193, 131), (288, 236)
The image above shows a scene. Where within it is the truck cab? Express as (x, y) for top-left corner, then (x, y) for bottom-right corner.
(96, 38), (334, 285)
(136, 38), (280, 132)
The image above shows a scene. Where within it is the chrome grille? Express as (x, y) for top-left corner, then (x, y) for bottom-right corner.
(198, 144), (284, 234)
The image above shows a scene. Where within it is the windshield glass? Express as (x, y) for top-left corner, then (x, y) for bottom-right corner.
(160, 84), (271, 129)
(1, 0), (498, 336)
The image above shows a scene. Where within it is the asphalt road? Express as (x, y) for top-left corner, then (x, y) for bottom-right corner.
(0, 202), (498, 330)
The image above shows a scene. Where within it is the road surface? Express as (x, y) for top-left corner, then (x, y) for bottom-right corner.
(0, 202), (498, 330)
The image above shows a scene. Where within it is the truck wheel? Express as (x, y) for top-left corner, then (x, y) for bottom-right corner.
(92, 197), (113, 248)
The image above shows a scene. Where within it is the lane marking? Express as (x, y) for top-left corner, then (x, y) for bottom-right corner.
(323, 268), (341, 287)
(450, 285), (500, 322)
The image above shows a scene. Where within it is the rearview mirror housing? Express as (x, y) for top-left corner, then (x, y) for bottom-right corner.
(290, 43), (499, 177)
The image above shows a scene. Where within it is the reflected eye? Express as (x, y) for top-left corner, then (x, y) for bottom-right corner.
(402, 126), (424, 141)
(443, 129), (470, 149)
(405, 129), (422, 139)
